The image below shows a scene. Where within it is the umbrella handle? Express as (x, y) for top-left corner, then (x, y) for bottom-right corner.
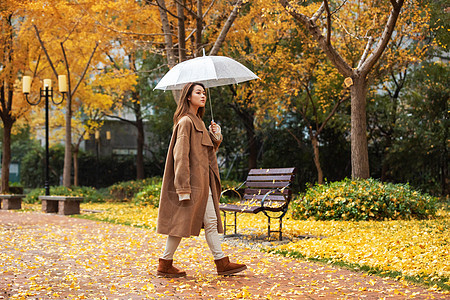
(208, 87), (214, 122)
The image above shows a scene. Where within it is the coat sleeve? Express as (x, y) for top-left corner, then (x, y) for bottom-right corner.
(173, 117), (192, 195)
(208, 124), (222, 152)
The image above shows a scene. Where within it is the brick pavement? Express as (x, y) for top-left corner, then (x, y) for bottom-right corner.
(0, 210), (447, 299)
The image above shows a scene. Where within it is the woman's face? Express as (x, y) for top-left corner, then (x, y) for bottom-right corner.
(188, 85), (206, 111)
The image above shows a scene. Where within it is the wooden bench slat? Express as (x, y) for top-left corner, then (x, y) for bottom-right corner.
(248, 168), (296, 175)
(219, 204), (263, 213)
(245, 181), (292, 189)
(246, 175), (294, 182)
(244, 188), (291, 195)
(243, 194), (286, 201)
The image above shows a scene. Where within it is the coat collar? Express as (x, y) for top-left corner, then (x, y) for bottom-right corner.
(186, 112), (214, 147)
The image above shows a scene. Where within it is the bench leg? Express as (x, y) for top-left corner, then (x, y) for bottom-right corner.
(267, 216), (283, 241)
(223, 211), (227, 235)
(58, 200), (81, 215)
(2, 198), (22, 210)
(234, 212), (237, 235)
(42, 200), (58, 213)
(222, 211), (238, 236)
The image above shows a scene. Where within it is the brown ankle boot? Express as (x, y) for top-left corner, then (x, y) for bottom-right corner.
(214, 256), (247, 275)
(157, 258), (186, 278)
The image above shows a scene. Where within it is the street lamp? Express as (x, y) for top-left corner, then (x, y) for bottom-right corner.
(22, 75), (68, 196)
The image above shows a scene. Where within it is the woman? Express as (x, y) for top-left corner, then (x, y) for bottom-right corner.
(156, 82), (247, 277)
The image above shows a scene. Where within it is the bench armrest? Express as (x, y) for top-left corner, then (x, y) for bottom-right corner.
(260, 182), (291, 208)
(220, 181), (246, 203)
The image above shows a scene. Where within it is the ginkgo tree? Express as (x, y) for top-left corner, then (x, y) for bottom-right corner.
(219, 0), (347, 177)
(278, 0), (431, 179)
(21, 0), (123, 187)
(0, 0), (35, 193)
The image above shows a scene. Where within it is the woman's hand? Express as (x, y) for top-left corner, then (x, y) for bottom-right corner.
(209, 121), (221, 134)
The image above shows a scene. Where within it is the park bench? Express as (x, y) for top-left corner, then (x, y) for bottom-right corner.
(39, 196), (83, 215)
(219, 167), (297, 241)
(0, 194), (25, 210)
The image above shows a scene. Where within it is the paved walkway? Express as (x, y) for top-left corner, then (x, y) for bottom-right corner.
(0, 210), (447, 299)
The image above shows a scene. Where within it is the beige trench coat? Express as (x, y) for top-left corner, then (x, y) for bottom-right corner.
(156, 112), (224, 237)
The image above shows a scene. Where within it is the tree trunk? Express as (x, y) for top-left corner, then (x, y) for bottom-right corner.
(195, 0), (203, 56)
(1, 117), (13, 194)
(73, 147), (79, 186)
(136, 117), (145, 180)
(232, 105), (258, 170)
(177, 0), (187, 62)
(157, 0), (176, 67)
(311, 135), (323, 184)
(350, 77), (370, 179)
(247, 124), (258, 170)
(63, 93), (72, 187)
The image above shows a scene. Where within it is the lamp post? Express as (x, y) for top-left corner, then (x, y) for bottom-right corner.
(23, 75), (68, 196)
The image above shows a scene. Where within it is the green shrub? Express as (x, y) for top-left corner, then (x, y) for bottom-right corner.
(133, 182), (162, 207)
(24, 186), (106, 204)
(291, 178), (438, 221)
(107, 177), (162, 201)
(130, 178), (241, 207)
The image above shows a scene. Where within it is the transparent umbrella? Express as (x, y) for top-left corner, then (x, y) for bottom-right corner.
(154, 51), (259, 120)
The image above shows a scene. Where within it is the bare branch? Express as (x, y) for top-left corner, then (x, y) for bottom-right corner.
(173, 0), (197, 18)
(278, 0), (353, 77)
(60, 42), (71, 94)
(331, 0), (348, 16)
(286, 128), (304, 148)
(33, 25), (59, 79)
(357, 36), (373, 69)
(359, 0), (405, 75)
(71, 42), (99, 96)
(324, 0), (332, 45)
(106, 52), (121, 70)
(311, 3), (325, 22)
(104, 114), (136, 126)
(317, 95), (348, 134)
(210, 0), (244, 56)
(154, 0), (179, 19)
(202, 0), (217, 19)
(32, 54), (41, 78)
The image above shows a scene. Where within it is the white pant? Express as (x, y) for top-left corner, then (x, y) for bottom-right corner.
(161, 191), (225, 260)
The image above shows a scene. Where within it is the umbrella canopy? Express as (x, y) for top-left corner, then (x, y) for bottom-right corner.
(154, 55), (259, 91)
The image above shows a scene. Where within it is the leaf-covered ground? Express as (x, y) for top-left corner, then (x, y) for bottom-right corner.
(77, 203), (449, 288)
(0, 204), (448, 299)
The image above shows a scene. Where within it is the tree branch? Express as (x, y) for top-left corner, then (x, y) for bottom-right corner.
(106, 52), (121, 70)
(60, 42), (72, 95)
(70, 42), (99, 96)
(324, 0), (332, 46)
(210, 0), (244, 56)
(202, 0), (217, 19)
(33, 25), (58, 79)
(286, 128), (304, 148)
(278, 0), (353, 77)
(173, 0), (197, 18)
(359, 0), (405, 76)
(104, 114), (137, 126)
(311, 3), (325, 22)
(154, 0), (179, 19)
(357, 36), (373, 69)
(317, 95), (348, 134)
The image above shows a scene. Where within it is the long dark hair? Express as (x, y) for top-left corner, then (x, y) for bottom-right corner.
(173, 82), (206, 126)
